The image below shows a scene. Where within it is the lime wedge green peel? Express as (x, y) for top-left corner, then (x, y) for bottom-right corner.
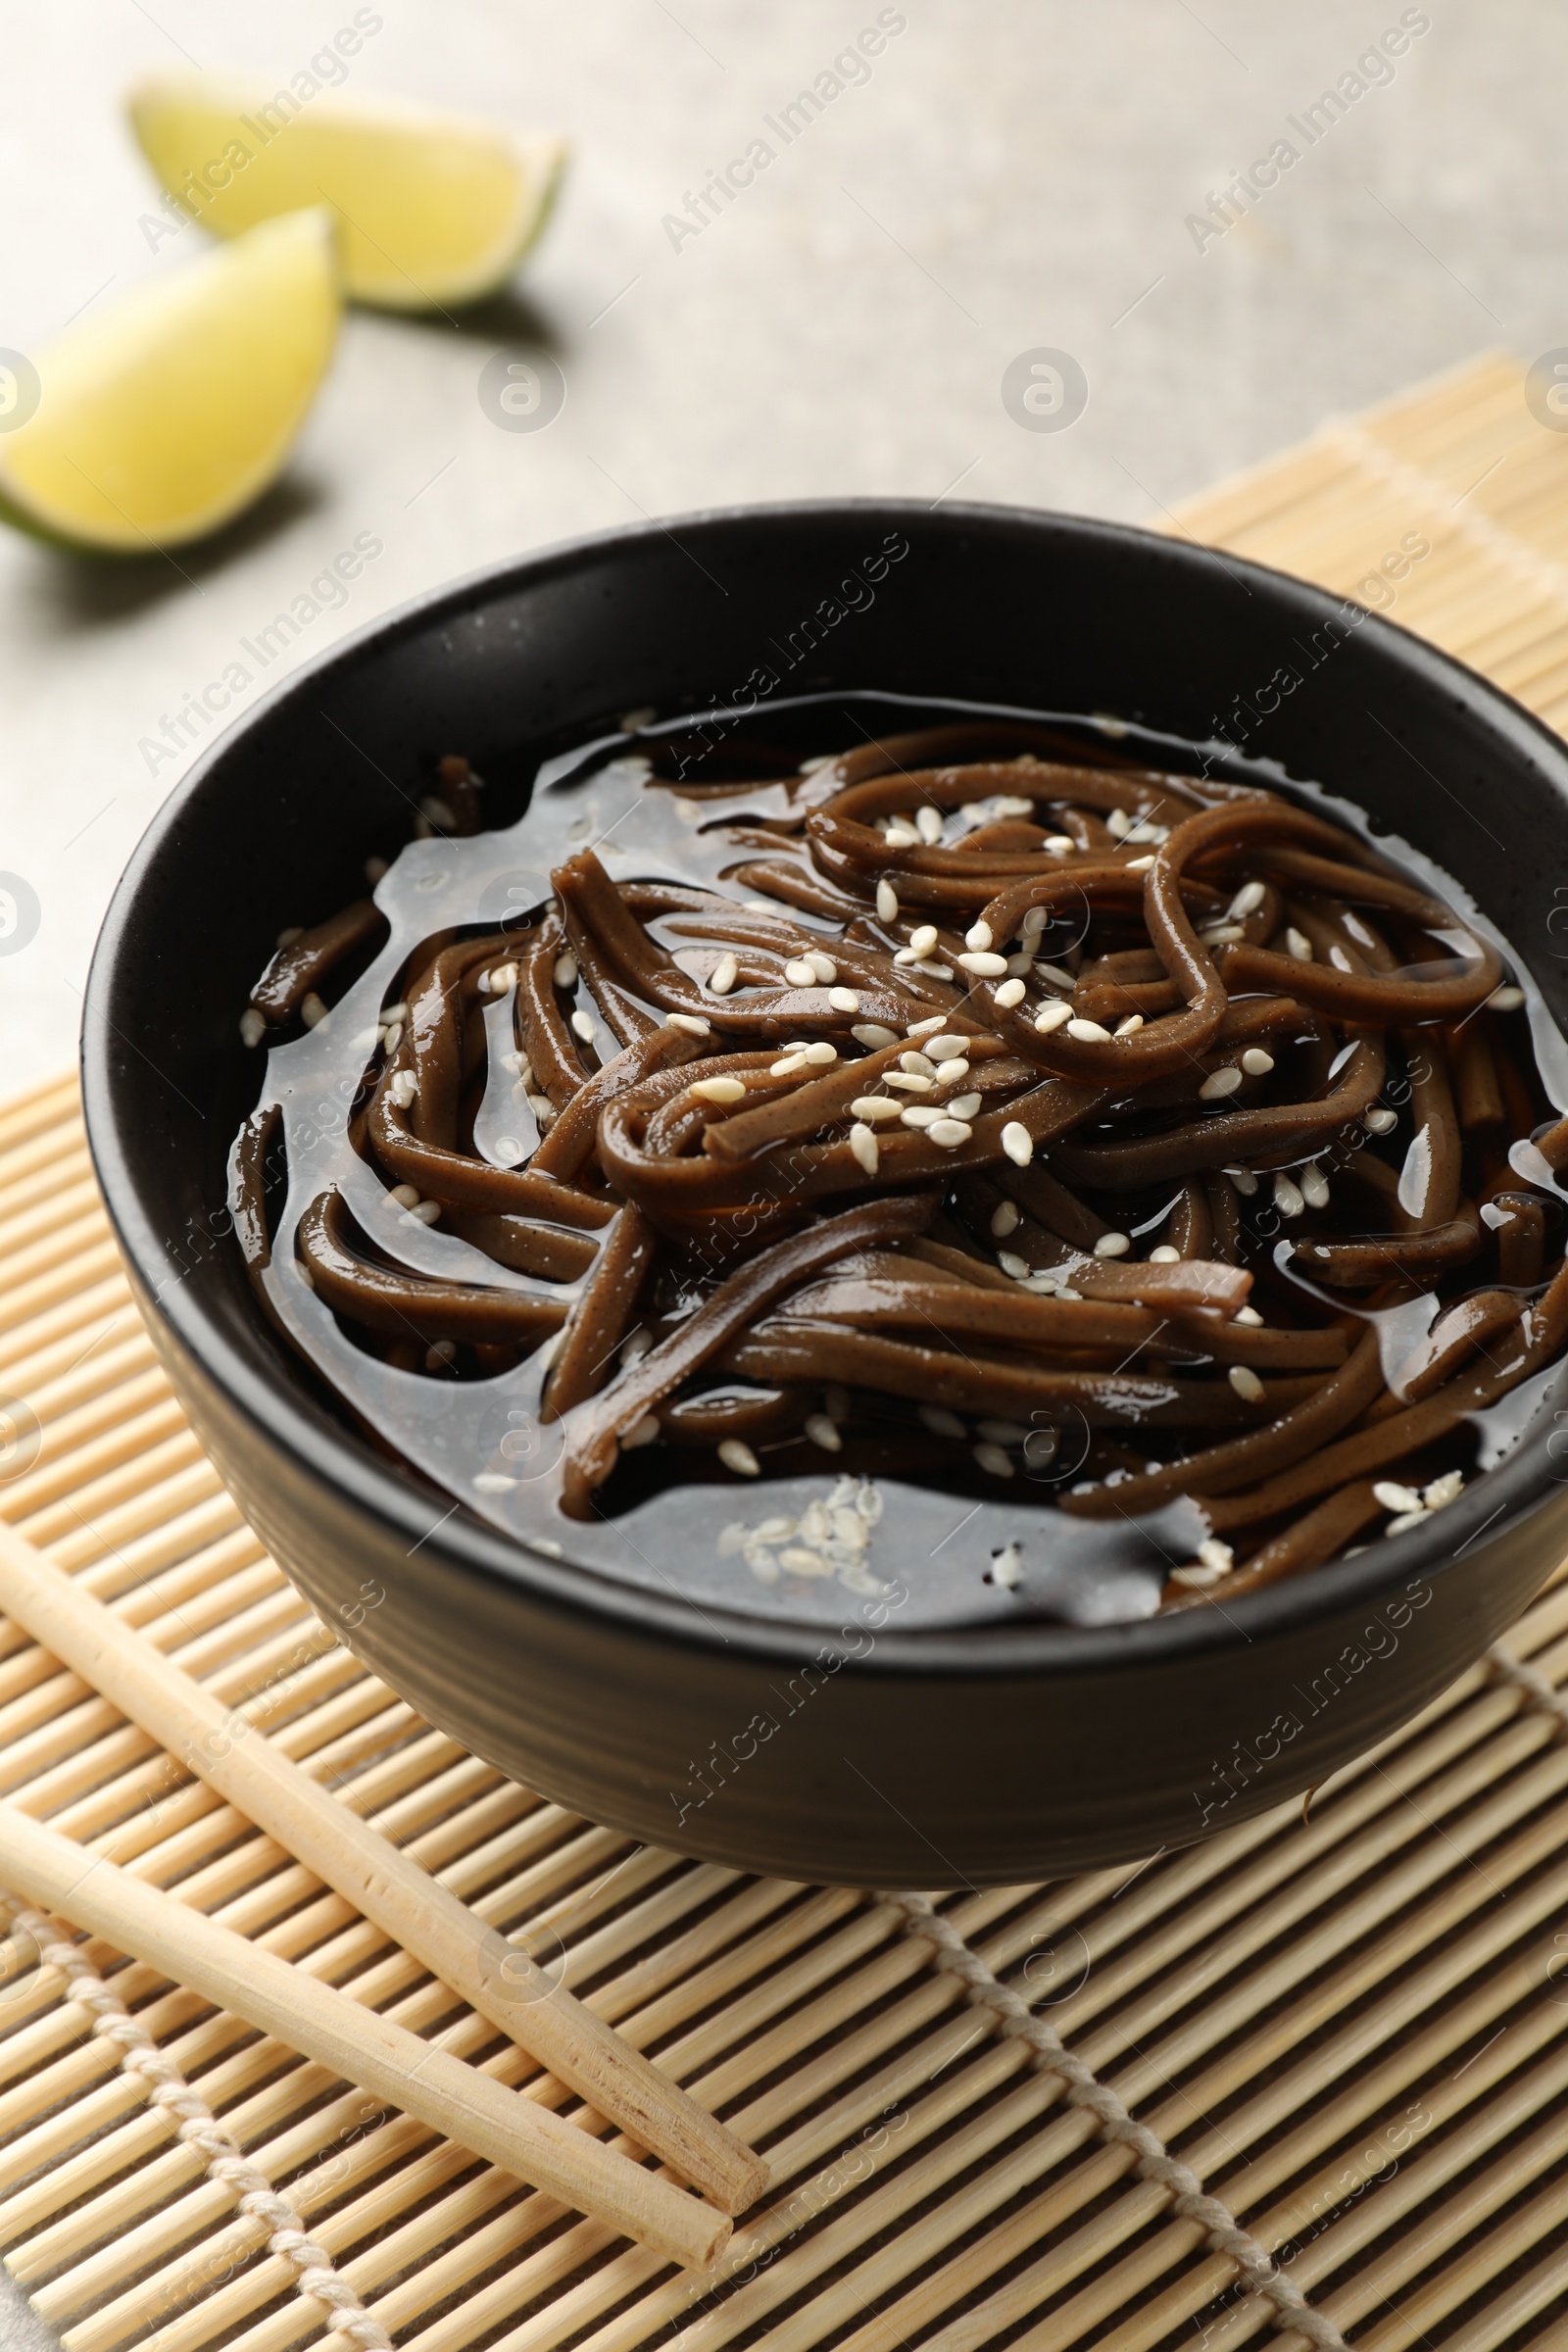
(129, 79), (567, 311)
(0, 209), (339, 554)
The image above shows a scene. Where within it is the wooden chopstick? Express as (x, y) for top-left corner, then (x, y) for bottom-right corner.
(0, 1798), (727, 2272)
(0, 1522), (766, 2216)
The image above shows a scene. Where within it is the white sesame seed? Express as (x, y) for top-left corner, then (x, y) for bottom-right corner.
(301, 992), (328, 1029)
(1229, 1365), (1265, 1402)
(1035, 1001), (1072, 1035)
(1067, 1017), (1112, 1044)
(1094, 1232), (1131, 1257)
(806, 950), (838, 984)
(920, 1035), (963, 1062)
(1234, 1304), (1263, 1326)
(997, 1250), (1030, 1278)
(958, 951), (1009, 977)
(1169, 1562), (1227, 1589)
(966, 921), (994, 951)
(804, 1040), (838, 1065)
(381, 1001), (408, 1024)
(1114, 1014), (1145, 1037)
(1035, 962), (1075, 991)
(239, 1006), (266, 1048)
(876, 880), (900, 923)
(622, 1414), (662, 1448)
(382, 1022), (404, 1055)
(829, 986), (860, 1012)
(667, 1012), (711, 1035)
(1200, 923), (1247, 946)
(850, 1122), (880, 1175)
(570, 1009), (596, 1043)
(1273, 1172), (1304, 1217)
(805, 1412), (844, 1451)
(1384, 1509), (1429, 1537)
(1424, 1470), (1464, 1509)
(851, 1095), (903, 1122)
(1021, 906), (1049, 936)
(424, 1339), (457, 1366)
(921, 1405), (967, 1438)
(553, 954), (577, 989)
(908, 924), (939, 956)
(388, 1069), (417, 1108)
(884, 1070), (934, 1093)
(1149, 1244), (1182, 1262)
(386, 1183), (420, 1209)
(973, 1442), (1014, 1478)
(995, 978), (1027, 1009)
(407, 1200), (441, 1226)
(1106, 808), (1132, 840)
(1005, 951), (1034, 975)
(901, 1103), (941, 1129)
(945, 1093), (983, 1121)
(1044, 835), (1075, 855)
(1002, 1121), (1034, 1167)
(1490, 985), (1525, 1010)
(718, 1439), (760, 1476)
(852, 1022), (899, 1049)
(915, 805), (944, 844)
(1241, 1049), (1275, 1077)
(933, 1057), (971, 1084)
(1126, 856), (1155, 873)
(929, 1118), (973, 1149)
(1198, 1537), (1235, 1575)
(907, 1013), (947, 1036)
(1300, 1163), (1330, 1208)
(1330, 945), (1354, 972)
(527, 1092), (555, 1120)
(991, 1200), (1022, 1236)
(884, 824), (919, 848)
(473, 1472), (518, 1493)
(1373, 1480), (1424, 1514)
(1199, 1066), (1243, 1100)
(1229, 880), (1266, 918)
(770, 1052), (809, 1076)
(710, 951), (738, 996)
(1286, 928), (1313, 961)
(1225, 1164), (1259, 1196)
(784, 958), (816, 985)
(1364, 1106), (1397, 1134)
(693, 1075), (747, 1103)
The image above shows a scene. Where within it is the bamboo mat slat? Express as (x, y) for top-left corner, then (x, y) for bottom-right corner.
(5, 350), (1568, 2352)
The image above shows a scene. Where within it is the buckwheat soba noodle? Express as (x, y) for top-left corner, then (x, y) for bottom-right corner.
(229, 701), (1568, 1628)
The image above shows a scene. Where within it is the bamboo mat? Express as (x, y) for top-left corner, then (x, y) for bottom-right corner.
(5, 349), (1568, 2352)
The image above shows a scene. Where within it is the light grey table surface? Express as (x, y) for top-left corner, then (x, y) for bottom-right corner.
(0, 0), (1560, 1099)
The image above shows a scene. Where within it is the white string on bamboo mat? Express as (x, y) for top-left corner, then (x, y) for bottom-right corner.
(880, 1890), (1348, 2352)
(0, 1900), (394, 2352)
(1326, 416), (1568, 617)
(1485, 1641), (1568, 1734)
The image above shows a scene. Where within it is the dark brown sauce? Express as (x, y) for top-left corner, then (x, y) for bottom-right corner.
(226, 693), (1568, 1629)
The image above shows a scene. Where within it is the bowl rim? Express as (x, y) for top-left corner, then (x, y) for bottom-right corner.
(80, 494), (1568, 1676)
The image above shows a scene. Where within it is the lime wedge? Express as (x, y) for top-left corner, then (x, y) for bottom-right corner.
(0, 210), (339, 554)
(129, 79), (566, 312)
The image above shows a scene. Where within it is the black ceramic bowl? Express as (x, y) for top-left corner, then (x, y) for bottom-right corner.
(82, 502), (1568, 1886)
